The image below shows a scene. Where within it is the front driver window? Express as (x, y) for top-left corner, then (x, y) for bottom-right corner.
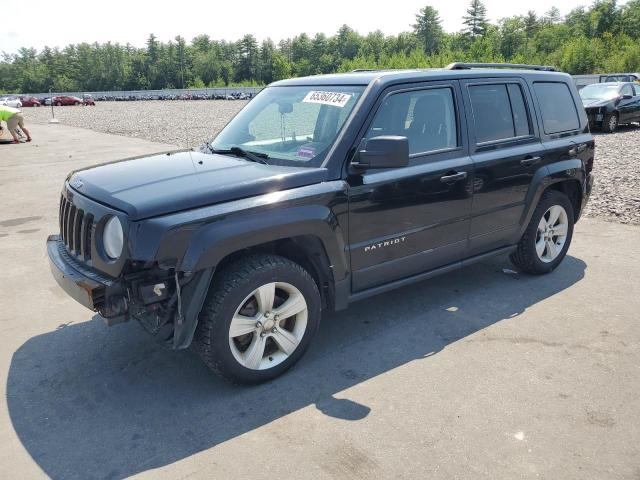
(366, 88), (458, 156)
(621, 84), (634, 97)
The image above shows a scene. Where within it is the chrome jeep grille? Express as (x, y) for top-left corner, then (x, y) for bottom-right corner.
(59, 194), (93, 261)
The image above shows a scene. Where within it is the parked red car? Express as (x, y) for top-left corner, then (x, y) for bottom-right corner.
(20, 96), (41, 107)
(82, 94), (95, 106)
(53, 95), (83, 106)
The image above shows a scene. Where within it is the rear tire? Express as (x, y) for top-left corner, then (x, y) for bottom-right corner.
(194, 254), (321, 384)
(510, 190), (574, 274)
(602, 112), (618, 133)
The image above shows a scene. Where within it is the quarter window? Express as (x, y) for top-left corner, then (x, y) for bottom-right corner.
(533, 82), (580, 134)
(468, 83), (532, 143)
(508, 84), (531, 137)
(366, 88), (458, 156)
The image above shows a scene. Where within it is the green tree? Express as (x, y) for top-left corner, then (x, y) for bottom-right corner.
(145, 34), (160, 89)
(175, 35), (189, 89)
(258, 39), (276, 84)
(544, 7), (562, 25)
(334, 25), (362, 60)
(522, 11), (540, 55)
(500, 17), (525, 60)
(464, 0), (489, 38)
(590, 0), (621, 37)
(271, 52), (292, 81)
(566, 7), (592, 36)
(413, 6), (444, 54)
(621, 0), (640, 38)
(236, 34), (258, 82)
(558, 36), (602, 73)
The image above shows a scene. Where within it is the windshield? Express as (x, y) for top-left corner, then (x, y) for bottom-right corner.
(580, 84), (621, 101)
(208, 85), (365, 166)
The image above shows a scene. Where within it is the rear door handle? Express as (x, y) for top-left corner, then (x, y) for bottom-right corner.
(440, 171), (468, 184)
(520, 156), (541, 167)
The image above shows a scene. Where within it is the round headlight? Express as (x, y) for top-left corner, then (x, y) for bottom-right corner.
(103, 216), (124, 259)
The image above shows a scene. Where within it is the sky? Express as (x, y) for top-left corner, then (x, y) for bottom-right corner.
(1, 0), (601, 54)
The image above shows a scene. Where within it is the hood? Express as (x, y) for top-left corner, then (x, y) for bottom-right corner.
(68, 151), (328, 220)
(581, 98), (614, 108)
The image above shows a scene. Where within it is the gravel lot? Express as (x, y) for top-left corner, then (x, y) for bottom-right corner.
(22, 100), (247, 148)
(583, 127), (640, 224)
(21, 101), (640, 225)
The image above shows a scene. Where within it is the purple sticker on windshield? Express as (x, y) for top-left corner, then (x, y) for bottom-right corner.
(297, 146), (316, 158)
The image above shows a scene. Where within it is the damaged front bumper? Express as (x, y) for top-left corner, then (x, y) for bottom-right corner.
(47, 234), (213, 349)
(47, 234), (111, 311)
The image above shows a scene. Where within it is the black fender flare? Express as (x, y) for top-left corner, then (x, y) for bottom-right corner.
(516, 159), (585, 239)
(179, 203), (348, 280)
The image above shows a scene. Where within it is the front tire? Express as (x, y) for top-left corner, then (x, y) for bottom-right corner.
(510, 190), (574, 274)
(602, 112), (618, 133)
(195, 254), (321, 384)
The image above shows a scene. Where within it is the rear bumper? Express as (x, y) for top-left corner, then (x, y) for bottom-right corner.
(47, 235), (110, 310)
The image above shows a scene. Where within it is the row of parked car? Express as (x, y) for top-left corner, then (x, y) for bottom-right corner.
(94, 92), (254, 101)
(0, 94), (95, 108)
(0, 91), (255, 108)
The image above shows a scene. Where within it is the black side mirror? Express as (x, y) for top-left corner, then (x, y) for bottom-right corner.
(622, 94), (633, 100)
(352, 136), (409, 170)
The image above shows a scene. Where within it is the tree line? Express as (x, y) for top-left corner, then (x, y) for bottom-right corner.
(1, 0), (639, 94)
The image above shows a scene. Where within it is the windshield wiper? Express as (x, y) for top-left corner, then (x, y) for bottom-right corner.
(210, 145), (270, 165)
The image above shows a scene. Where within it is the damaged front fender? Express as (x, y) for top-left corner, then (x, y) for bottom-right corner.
(170, 268), (214, 349)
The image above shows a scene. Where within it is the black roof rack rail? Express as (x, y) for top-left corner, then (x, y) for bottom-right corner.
(445, 62), (557, 72)
(351, 69), (385, 72)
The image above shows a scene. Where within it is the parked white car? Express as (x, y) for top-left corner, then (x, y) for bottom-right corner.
(0, 97), (22, 108)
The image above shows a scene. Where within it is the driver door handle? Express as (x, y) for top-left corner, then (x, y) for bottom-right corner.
(440, 171), (468, 184)
(520, 156), (541, 167)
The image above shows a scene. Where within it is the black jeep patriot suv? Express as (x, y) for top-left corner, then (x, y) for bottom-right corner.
(48, 63), (594, 383)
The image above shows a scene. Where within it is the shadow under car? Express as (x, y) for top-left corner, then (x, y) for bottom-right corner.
(7, 254), (586, 480)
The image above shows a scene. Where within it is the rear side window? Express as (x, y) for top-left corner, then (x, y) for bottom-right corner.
(533, 82), (580, 134)
(468, 83), (532, 143)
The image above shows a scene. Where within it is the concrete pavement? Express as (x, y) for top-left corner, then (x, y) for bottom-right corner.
(1, 123), (639, 479)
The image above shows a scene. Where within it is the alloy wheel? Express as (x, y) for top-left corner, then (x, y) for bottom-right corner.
(535, 205), (569, 263)
(228, 282), (308, 370)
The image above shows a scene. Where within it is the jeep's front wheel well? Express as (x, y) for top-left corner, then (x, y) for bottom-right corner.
(212, 236), (335, 310)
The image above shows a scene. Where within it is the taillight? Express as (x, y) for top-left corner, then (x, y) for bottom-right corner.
(585, 157), (594, 173)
